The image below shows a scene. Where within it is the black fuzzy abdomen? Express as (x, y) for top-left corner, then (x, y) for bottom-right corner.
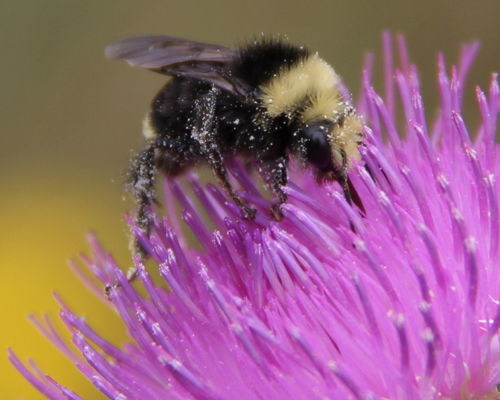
(151, 78), (259, 152)
(149, 78), (208, 175)
(150, 78), (203, 145)
(148, 75), (291, 175)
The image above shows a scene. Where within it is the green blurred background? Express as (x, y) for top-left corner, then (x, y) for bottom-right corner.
(2, 1), (500, 399)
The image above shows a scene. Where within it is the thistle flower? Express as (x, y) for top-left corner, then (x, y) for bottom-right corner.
(9, 34), (500, 399)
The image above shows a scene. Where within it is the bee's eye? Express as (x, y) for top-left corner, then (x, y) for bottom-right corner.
(302, 123), (332, 170)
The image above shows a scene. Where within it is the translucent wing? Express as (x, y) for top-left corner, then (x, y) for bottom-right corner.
(105, 36), (235, 68)
(105, 36), (250, 96)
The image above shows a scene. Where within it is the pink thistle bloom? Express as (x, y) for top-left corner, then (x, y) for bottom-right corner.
(9, 34), (500, 399)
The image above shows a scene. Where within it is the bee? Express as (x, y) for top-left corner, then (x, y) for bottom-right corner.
(105, 35), (363, 273)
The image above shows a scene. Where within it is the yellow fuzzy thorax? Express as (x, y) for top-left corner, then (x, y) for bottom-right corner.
(259, 54), (343, 123)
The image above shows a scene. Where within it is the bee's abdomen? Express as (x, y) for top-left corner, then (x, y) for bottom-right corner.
(148, 78), (207, 175)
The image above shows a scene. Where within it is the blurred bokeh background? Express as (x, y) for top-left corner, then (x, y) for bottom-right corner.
(2, 1), (500, 398)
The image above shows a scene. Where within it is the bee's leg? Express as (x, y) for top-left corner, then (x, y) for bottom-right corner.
(338, 150), (366, 235)
(347, 178), (365, 215)
(105, 142), (156, 298)
(339, 150), (365, 214)
(337, 150), (353, 206)
(193, 87), (256, 220)
(127, 142), (157, 264)
(259, 154), (288, 221)
(338, 159), (356, 233)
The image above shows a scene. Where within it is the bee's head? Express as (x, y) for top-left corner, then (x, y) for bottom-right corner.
(299, 120), (334, 173)
(296, 109), (363, 182)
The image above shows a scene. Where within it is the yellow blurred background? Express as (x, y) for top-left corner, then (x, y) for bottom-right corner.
(2, 1), (500, 399)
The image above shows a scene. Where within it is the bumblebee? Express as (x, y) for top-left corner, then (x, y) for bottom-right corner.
(105, 35), (363, 266)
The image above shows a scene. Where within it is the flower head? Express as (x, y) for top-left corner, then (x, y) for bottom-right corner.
(10, 34), (500, 399)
